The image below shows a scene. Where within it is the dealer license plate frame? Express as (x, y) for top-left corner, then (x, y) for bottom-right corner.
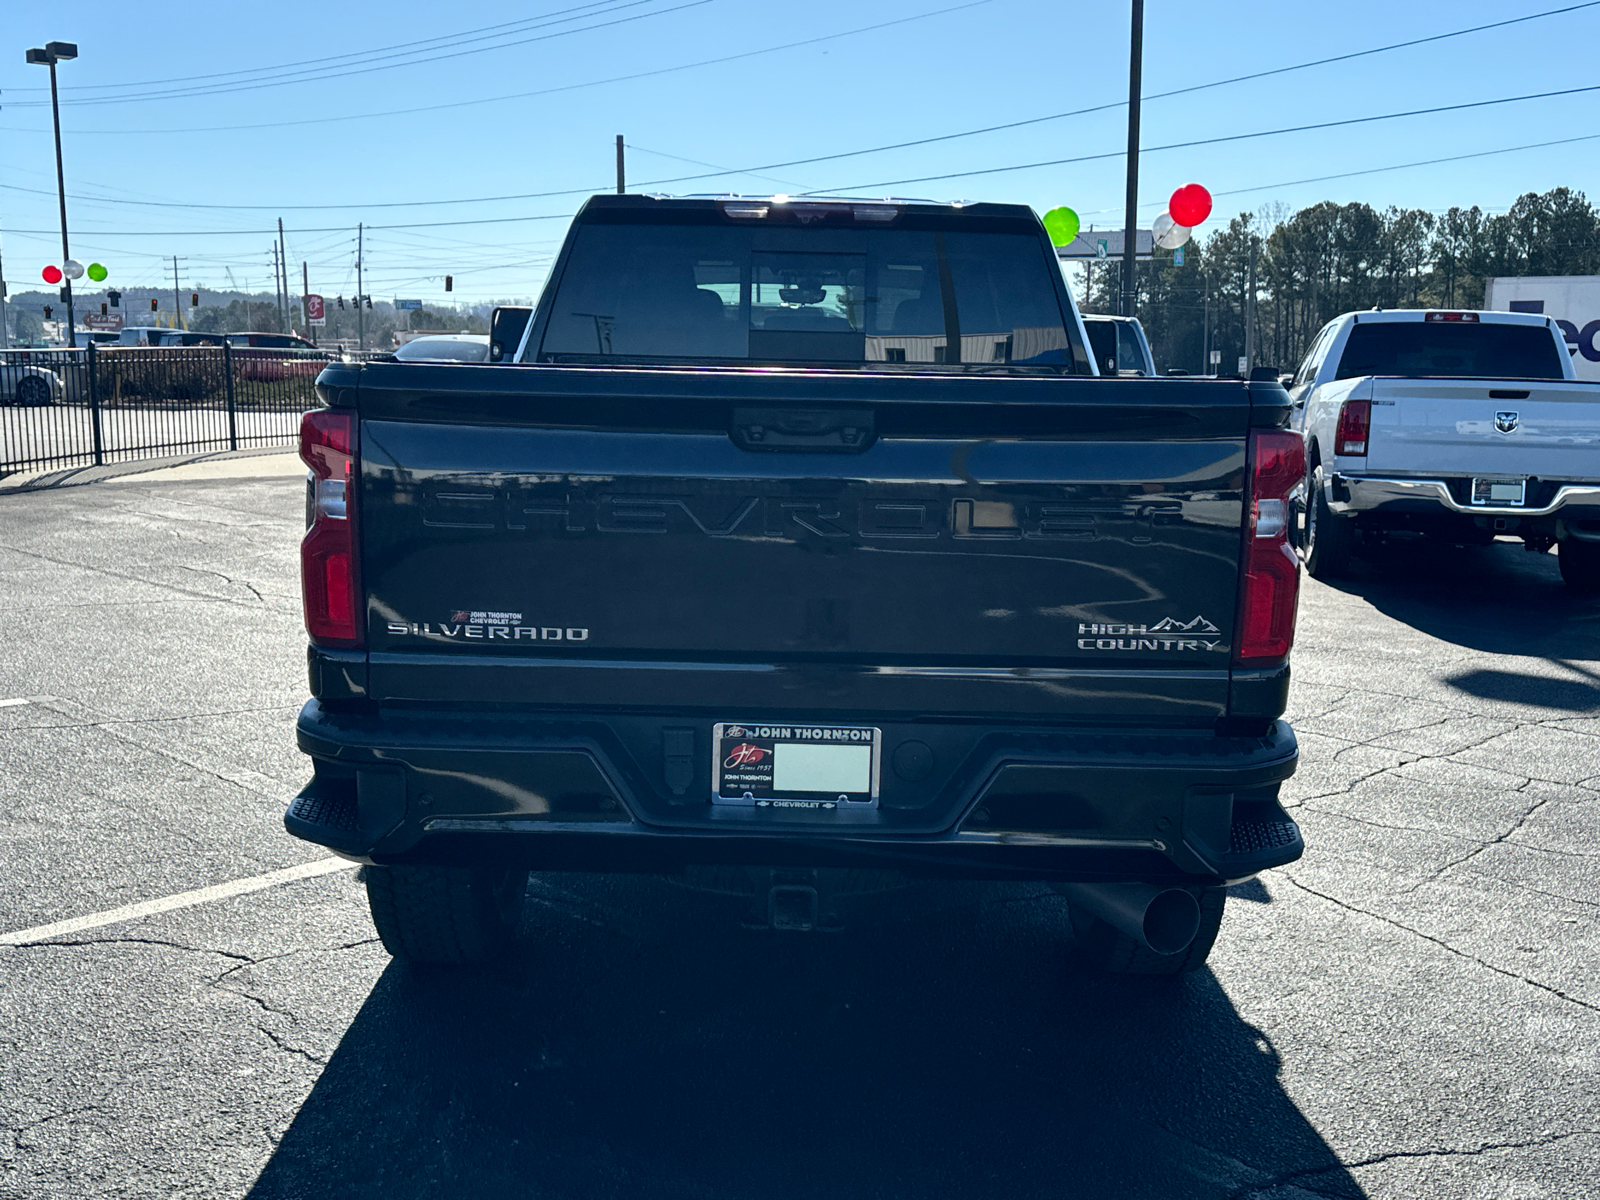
(711, 722), (882, 810)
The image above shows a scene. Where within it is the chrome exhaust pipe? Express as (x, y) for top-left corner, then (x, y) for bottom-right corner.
(1053, 882), (1202, 956)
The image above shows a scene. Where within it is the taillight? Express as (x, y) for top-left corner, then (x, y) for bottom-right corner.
(1235, 428), (1304, 665)
(1334, 399), (1370, 457)
(299, 408), (362, 647)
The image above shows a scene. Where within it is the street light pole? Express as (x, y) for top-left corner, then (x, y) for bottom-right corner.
(1120, 0), (1143, 320)
(27, 42), (79, 348)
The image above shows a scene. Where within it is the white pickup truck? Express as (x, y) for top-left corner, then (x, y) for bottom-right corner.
(1288, 309), (1600, 590)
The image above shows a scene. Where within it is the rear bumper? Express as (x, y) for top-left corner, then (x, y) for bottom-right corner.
(1328, 473), (1600, 520)
(287, 700), (1302, 885)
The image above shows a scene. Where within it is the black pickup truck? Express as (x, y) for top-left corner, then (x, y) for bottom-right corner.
(287, 194), (1306, 974)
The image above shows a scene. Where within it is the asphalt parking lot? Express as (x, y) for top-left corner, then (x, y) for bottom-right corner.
(1, 460), (1596, 1199)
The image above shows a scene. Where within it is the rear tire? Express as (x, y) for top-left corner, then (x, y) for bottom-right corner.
(1559, 538), (1600, 593)
(1066, 886), (1226, 975)
(1304, 464), (1356, 579)
(364, 864), (528, 965)
(14, 377), (52, 407)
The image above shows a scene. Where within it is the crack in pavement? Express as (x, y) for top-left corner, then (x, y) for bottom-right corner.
(1402, 778), (1560, 893)
(1228, 1128), (1600, 1199)
(1282, 876), (1600, 1015)
(22, 697), (293, 803)
(176, 564), (268, 603)
(257, 1025), (327, 1068)
(0, 541), (269, 612)
(0, 1106), (104, 1157)
(0, 703), (300, 736)
(2, 934), (253, 961)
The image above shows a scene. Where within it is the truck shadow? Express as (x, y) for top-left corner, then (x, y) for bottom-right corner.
(245, 876), (1362, 1200)
(1316, 538), (1600, 670)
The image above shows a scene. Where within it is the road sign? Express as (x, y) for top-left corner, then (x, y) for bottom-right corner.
(1208, 350), (1221, 365)
(1237, 356), (1249, 375)
(1056, 229), (1154, 261)
(395, 298), (422, 311)
(305, 293), (326, 326)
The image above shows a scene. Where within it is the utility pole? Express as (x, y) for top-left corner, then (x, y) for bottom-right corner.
(277, 218), (290, 332)
(356, 222), (366, 351)
(1244, 237), (1259, 374)
(1201, 272), (1210, 375)
(172, 256), (183, 330)
(616, 134), (625, 194)
(270, 244), (281, 331)
(0, 244), (9, 350)
(1120, 0), (1144, 319)
(302, 260), (313, 347)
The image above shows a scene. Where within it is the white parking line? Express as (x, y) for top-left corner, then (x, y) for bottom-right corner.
(0, 698), (29, 708)
(0, 858), (358, 945)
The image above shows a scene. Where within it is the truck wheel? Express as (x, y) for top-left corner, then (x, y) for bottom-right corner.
(1304, 465), (1355, 578)
(1068, 886), (1226, 975)
(363, 865), (528, 965)
(1559, 538), (1600, 593)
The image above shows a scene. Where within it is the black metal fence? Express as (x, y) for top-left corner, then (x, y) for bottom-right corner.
(0, 344), (331, 479)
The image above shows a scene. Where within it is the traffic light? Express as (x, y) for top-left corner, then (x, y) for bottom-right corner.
(191, 292), (199, 307)
(42, 305), (53, 319)
(107, 290), (121, 308)
(150, 298), (159, 311)
(337, 295), (345, 309)
(444, 275), (453, 292)
(365, 295), (372, 309)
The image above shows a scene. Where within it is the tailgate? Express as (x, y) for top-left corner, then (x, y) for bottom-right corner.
(355, 365), (1257, 721)
(1366, 378), (1600, 476)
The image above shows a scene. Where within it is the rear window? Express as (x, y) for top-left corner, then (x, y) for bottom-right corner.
(396, 338), (489, 363)
(535, 222), (1084, 372)
(1335, 321), (1563, 380)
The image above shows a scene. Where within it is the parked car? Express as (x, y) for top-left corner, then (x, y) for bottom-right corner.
(224, 332), (331, 381)
(1081, 314), (1156, 376)
(286, 193), (1306, 975)
(1289, 308), (1600, 588)
(393, 334), (490, 363)
(113, 327), (227, 347)
(0, 358), (66, 406)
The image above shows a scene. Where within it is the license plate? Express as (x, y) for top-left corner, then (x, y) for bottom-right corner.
(712, 722), (881, 809)
(1472, 477), (1526, 506)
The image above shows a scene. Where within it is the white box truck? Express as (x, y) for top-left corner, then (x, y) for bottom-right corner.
(1485, 275), (1600, 382)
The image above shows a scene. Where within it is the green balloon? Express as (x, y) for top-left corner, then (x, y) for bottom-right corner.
(1043, 206), (1081, 247)
(86, 262), (108, 282)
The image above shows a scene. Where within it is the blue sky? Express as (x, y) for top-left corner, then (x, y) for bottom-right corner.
(1, 0), (1594, 308)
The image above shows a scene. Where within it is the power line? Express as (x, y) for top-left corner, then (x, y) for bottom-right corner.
(0, 1), (992, 136)
(4, 81), (1595, 242)
(7, 1), (709, 108)
(799, 83), (1600, 195)
(1140, 133), (1600, 211)
(3, 0), (1582, 216)
(3, 0), (642, 94)
(620, 0), (1600, 191)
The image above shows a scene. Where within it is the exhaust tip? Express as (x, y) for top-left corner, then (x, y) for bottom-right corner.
(1143, 888), (1202, 956)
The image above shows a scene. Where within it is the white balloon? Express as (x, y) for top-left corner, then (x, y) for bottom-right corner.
(62, 259), (85, 280)
(1152, 213), (1192, 250)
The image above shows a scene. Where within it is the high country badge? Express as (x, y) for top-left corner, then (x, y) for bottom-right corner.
(1077, 616), (1223, 652)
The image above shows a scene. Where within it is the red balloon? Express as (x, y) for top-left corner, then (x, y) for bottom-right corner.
(41, 264), (63, 285)
(1169, 184), (1213, 228)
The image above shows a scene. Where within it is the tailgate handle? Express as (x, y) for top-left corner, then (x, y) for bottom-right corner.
(1489, 389), (1530, 400)
(731, 406), (874, 453)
